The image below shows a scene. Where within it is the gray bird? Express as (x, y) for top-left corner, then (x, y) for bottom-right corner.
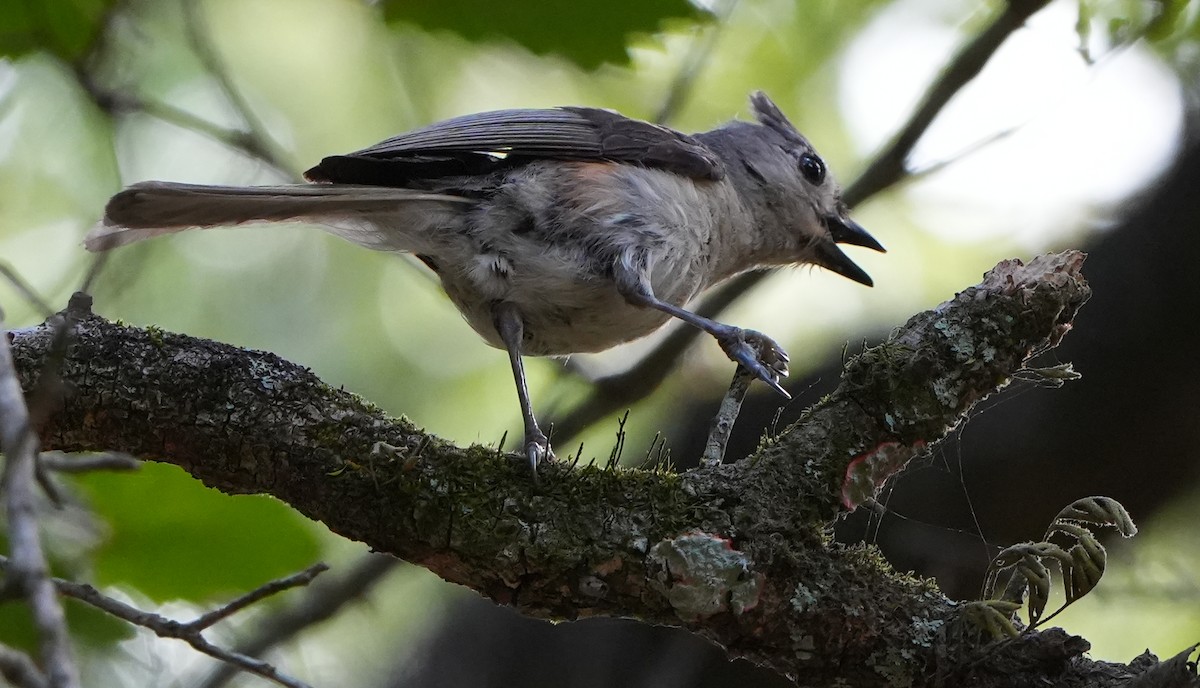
(88, 92), (883, 471)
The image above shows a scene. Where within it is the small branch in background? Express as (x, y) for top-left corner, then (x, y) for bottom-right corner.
(700, 365), (754, 467)
(550, 0), (1053, 447)
(654, 0), (740, 126)
(0, 556), (328, 688)
(0, 323), (81, 688)
(38, 451), (140, 474)
(0, 263), (55, 319)
(189, 563), (329, 630)
(70, 0), (293, 179)
(842, 0), (1051, 207)
(76, 255), (108, 304)
(32, 449), (137, 509)
(905, 125), (1020, 185)
(197, 554), (399, 688)
(76, 67), (290, 178)
(137, 98), (289, 176)
(74, 70), (292, 180)
(29, 449), (135, 512)
(180, 0), (291, 174)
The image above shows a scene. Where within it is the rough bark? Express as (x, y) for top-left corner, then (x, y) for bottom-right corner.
(10, 250), (1196, 686)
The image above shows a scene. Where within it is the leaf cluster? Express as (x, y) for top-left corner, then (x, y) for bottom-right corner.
(968, 496), (1138, 640)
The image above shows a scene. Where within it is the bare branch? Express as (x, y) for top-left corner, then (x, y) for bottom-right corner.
(137, 97), (288, 176)
(74, 77), (293, 181)
(189, 563), (329, 631)
(180, 0), (290, 173)
(0, 321), (80, 688)
(69, 1), (293, 179)
(699, 365), (754, 467)
(197, 554), (398, 688)
(843, 0), (1052, 206)
(653, 0), (740, 125)
(38, 451), (140, 473)
(0, 556), (326, 688)
(0, 263), (54, 319)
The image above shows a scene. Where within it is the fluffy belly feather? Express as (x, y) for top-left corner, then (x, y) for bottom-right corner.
(441, 252), (701, 356)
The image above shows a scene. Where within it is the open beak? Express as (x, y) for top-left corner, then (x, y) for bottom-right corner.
(812, 216), (885, 288)
(828, 216), (885, 253)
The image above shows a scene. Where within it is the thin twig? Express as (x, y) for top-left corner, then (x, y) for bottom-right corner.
(0, 263), (55, 319)
(700, 365), (754, 467)
(0, 322), (80, 688)
(904, 125), (1021, 184)
(137, 97), (289, 176)
(0, 555), (327, 688)
(38, 452), (141, 473)
(70, 0), (292, 178)
(551, 0), (1052, 447)
(76, 254), (109, 299)
(180, 0), (289, 172)
(842, 0), (1052, 207)
(75, 77), (292, 179)
(189, 563), (329, 631)
(197, 554), (398, 688)
(654, 0), (740, 126)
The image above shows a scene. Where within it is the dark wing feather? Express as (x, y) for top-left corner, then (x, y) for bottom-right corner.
(305, 107), (723, 186)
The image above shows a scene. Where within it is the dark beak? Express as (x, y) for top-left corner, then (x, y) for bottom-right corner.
(812, 239), (874, 287)
(827, 215), (885, 253)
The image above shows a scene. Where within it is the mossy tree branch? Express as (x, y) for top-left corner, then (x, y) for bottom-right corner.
(15, 251), (1171, 686)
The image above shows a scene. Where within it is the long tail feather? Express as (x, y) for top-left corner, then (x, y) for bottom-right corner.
(86, 181), (469, 251)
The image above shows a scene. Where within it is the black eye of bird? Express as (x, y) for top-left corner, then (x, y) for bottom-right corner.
(798, 153), (825, 185)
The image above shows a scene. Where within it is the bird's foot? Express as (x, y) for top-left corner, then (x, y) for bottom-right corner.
(523, 429), (554, 475)
(715, 327), (791, 398)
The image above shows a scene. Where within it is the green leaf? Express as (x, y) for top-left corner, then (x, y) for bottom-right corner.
(1017, 557), (1051, 625)
(64, 597), (139, 648)
(0, 603), (42, 655)
(960, 600), (1020, 641)
(0, 0), (116, 62)
(379, 0), (710, 68)
(1051, 496), (1138, 538)
(0, 594), (134, 652)
(74, 463), (322, 603)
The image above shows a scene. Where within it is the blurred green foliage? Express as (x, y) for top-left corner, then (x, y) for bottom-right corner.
(382, 0), (710, 69)
(71, 463), (321, 602)
(0, 0), (116, 61)
(1076, 0), (1200, 70)
(0, 594), (135, 653)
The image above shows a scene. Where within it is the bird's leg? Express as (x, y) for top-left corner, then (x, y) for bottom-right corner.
(492, 302), (553, 472)
(620, 282), (791, 399)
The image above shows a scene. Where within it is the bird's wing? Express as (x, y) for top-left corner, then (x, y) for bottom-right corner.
(304, 107), (723, 186)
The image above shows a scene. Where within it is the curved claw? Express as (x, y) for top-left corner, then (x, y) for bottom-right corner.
(524, 431), (554, 475)
(718, 328), (792, 399)
(737, 355), (790, 399)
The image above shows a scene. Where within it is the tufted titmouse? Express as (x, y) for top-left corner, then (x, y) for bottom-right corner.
(87, 92), (883, 471)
